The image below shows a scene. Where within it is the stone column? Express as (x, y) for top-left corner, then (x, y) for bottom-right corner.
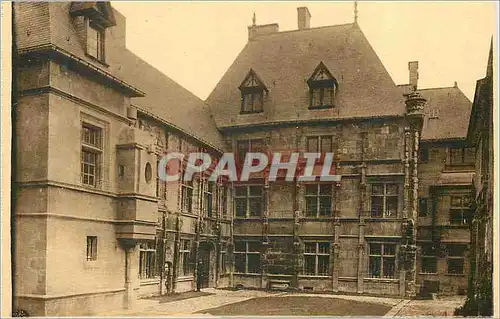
(123, 242), (138, 309)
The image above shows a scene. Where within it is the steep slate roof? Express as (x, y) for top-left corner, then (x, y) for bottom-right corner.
(418, 86), (472, 141)
(206, 23), (406, 129)
(115, 50), (226, 151)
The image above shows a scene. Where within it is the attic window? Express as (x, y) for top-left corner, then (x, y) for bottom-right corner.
(428, 108), (439, 119)
(239, 69), (268, 114)
(307, 62), (338, 109)
(87, 22), (105, 62)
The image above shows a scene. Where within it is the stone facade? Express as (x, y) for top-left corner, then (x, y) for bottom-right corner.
(11, 2), (480, 316)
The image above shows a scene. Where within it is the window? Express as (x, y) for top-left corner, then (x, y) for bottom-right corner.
(449, 195), (470, 225)
(181, 165), (193, 213)
(419, 147), (429, 163)
(310, 87), (336, 108)
(81, 123), (103, 187)
(307, 62), (338, 109)
(139, 241), (157, 279)
(236, 139), (264, 167)
(220, 243), (229, 275)
(306, 136), (333, 153)
(203, 181), (214, 217)
(303, 242), (330, 276)
(234, 185), (263, 218)
(447, 244), (466, 275)
(218, 184), (229, 219)
(156, 160), (166, 199)
(448, 147), (475, 166)
(368, 243), (396, 279)
(370, 183), (399, 218)
(86, 236), (97, 261)
(234, 241), (261, 274)
(428, 108), (439, 119)
(87, 22), (105, 61)
(420, 244), (437, 274)
(305, 184), (332, 217)
(179, 240), (193, 276)
(239, 69), (267, 114)
(418, 197), (429, 217)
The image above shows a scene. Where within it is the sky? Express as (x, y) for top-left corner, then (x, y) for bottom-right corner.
(112, 1), (497, 101)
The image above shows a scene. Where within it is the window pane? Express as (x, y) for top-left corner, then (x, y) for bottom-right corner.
(307, 137), (319, 153)
(304, 243), (316, 254)
(447, 259), (464, 274)
(386, 184), (398, 195)
(318, 242), (330, 254)
(321, 136), (333, 153)
(447, 245), (466, 257)
(369, 243), (382, 255)
(371, 197), (383, 217)
(369, 256), (381, 278)
(305, 185), (318, 195)
(317, 255), (329, 275)
(319, 197), (331, 217)
(383, 257), (395, 278)
(418, 198), (428, 217)
(464, 148), (475, 164)
(235, 253), (245, 273)
(235, 186), (247, 197)
(449, 210), (465, 225)
(247, 242), (260, 252)
(422, 257), (437, 273)
(304, 255), (315, 275)
(249, 186), (262, 197)
(449, 148), (462, 164)
(421, 244), (436, 256)
(247, 254), (261, 273)
(234, 241), (246, 252)
(305, 197), (318, 217)
(249, 198), (262, 217)
(319, 184), (332, 195)
(372, 184), (384, 195)
(386, 197), (398, 217)
(235, 198), (247, 217)
(383, 244), (396, 256)
(450, 196), (463, 207)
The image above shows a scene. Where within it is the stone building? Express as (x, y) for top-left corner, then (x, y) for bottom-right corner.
(458, 41), (494, 316)
(11, 2), (477, 316)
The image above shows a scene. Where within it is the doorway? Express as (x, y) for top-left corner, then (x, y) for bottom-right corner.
(198, 242), (213, 289)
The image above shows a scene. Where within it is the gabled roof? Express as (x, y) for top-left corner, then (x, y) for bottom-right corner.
(307, 61), (337, 86)
(206, 23), (406, 129)
(70, 2), (116, 28)
(239, 68), (268, 92)
(417, 86), (472, 142)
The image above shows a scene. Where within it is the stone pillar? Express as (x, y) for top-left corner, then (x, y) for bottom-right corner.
(123, 242), (138, 309)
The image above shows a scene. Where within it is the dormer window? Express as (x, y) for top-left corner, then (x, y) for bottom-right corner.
(239, 69), (268, 114)
(87, 22), (105, 61)
(307, 62), (338, 109)
(70, 2), (116, 64)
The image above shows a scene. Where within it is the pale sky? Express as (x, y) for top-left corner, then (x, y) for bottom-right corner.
(112, 1), (497, 101)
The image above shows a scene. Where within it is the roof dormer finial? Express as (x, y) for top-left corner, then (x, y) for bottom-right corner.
(252, 12), (256, 26)
(354, 0), (358, 24)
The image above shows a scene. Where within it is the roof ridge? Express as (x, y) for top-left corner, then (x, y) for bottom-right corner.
(251, 22), (356, 40)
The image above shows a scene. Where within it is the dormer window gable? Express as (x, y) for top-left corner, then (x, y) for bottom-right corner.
(307, 62), (338, 109)
(239, 69), (268, 114)
(70, 2), (117, 29)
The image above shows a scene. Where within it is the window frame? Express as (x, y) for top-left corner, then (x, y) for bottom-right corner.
(446, 244), (466, 275)
(447, 147), (475, 166)
(302, 242), (331, 276)
(86, 21), (105, 62)
(306, 135), (333, 153)
(304, 184), (333, 218)
(420, 243), (437, 274)
(179, 239), (193, 277)
(139, 241), (158, 279)
(368, 243), (396, 279)
(234, 241), (261, 274)
(449, 195), (470, 225)
(180, 163), (194, 213)
(203, 180), (214, 218)
(234, 185), (264, 218)
(86, 236), (98, 261)
(370, 182), (400, 218)
(81, 123), (103, 188)
(309, 86), (336, 109)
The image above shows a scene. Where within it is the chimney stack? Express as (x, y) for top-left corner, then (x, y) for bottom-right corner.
(297, 7), (311, 30)
(408, 61), (419, 91)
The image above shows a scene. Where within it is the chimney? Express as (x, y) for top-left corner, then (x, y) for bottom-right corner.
(408, 61), (419, 91)
(248, 23), (279, 41)
(297, 7), (311, 30)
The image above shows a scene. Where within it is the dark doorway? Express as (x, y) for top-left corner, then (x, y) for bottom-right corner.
(198, 242), (212, 289)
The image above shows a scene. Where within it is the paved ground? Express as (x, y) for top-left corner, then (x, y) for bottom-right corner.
(96, 288), (465, 317)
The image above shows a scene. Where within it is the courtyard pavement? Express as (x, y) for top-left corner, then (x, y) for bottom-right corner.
(96, 288), (465, 317)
